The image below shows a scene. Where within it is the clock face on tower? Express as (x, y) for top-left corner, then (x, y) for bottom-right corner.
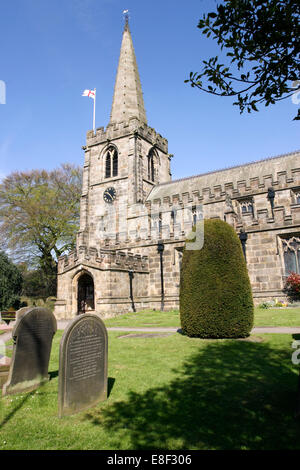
(103, 186), (117, 203)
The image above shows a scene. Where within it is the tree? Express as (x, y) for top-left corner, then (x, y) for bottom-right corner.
(0, 164), (82, 296)
(0, 251), (23, 311)
(185, 0), (300, 120)
(179, 219), (254, 338)
(18, 263), (52, 299)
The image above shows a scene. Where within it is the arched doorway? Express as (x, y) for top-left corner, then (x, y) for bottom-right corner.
(77, 273), (95, 314)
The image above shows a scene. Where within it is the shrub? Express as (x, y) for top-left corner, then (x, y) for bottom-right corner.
(179, 219), (254, 338)
(0, 251), (23, 311)
(258, 302), (270, 309)
(284, 272), (300, 301)
(274, 300), (288, 307)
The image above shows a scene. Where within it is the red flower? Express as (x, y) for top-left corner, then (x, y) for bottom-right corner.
(285, 272), (300, 298)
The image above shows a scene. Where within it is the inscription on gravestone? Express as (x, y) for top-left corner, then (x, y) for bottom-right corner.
(58, 313), (108, 417)
(2, 307), (57, 396)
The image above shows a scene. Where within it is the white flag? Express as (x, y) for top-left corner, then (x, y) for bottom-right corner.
(82, 89), (95, 99)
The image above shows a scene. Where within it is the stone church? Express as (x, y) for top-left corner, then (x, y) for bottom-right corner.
(54, 20), (300, 320)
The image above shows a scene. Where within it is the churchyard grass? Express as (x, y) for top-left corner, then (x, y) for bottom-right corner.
(1, 306), (298, 332)
(103, 308), (180, 328)
(1, 330), (300, 450)
(254, 307), (300, 327)
(103, 307), (300, 328)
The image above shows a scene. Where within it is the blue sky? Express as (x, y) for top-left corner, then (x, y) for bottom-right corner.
(0, 0), (299, 182)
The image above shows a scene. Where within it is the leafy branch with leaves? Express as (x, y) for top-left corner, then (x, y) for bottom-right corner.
(185, 0), (300, 120)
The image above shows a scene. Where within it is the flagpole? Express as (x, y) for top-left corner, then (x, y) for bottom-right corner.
(93, 88), (96, 135)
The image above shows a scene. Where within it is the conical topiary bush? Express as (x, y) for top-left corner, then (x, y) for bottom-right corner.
(179, 219), (254, 338)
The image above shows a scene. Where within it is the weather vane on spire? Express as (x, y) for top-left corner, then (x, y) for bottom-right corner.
(123, 9), (129, 28)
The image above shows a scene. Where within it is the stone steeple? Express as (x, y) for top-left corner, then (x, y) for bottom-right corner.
(109, 19), (147, 125)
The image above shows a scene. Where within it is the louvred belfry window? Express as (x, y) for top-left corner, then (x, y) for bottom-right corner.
(105, 153), (111, 178)
(148, 149), (155, 182)
(113, 150), (118, 177)
(105, 147), (118, 179)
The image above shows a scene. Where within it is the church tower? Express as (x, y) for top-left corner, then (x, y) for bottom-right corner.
(77, 17), (171, 249)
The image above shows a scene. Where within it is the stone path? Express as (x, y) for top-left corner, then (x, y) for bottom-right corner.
(106, 326), (300, 334)
(1, 321), (300, 343)
(252, 327), (300, 334)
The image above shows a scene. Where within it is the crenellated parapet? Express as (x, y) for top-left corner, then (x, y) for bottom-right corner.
(57, 245), (149, 274)
(147, 150), (299, 203)
(85, 118), (168, 153)
(143, 150), (300, 235)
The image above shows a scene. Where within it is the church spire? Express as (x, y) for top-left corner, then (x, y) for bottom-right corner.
(109, 16), (147, 125)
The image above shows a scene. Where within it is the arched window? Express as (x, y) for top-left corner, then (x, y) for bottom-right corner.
(105, 153), (111, 178)
(113, 150), (118, 177)
(240, 199), (254, 216)
(105, 146), (118, 179)
(148, 149), (155, 182)
(282, 236), (300, 275)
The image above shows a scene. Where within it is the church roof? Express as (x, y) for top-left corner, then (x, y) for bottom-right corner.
(147, 149), (300, 201)
(109, 20), (147, 125)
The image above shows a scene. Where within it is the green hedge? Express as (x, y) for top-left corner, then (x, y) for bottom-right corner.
(179, 219), (254, 338)
(0, 251), (23, 311)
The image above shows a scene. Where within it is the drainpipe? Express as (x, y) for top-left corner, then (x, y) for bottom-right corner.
(157, 242), (165, 311)
(267, 187), (275, 218)
(239, 229), (248, 261)
(128, 269), (136, 312)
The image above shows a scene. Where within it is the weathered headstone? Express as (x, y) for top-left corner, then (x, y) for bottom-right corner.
(2, 307), (57, 396)
(58, 313), (108, 417)
(15, 306), (32, 321)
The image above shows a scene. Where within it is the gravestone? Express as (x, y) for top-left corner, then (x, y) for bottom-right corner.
(2, 307), (57, 396)
(58, 313), (108, 417)
(16, 306), (32, 321)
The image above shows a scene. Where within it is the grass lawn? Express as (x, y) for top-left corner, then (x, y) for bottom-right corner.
(254, 307), (300, 327)
(103, 307), (300, 329)
(1, 306), (298, 332)
(104, 308), (180, 328)
(1, 330), (300, 450)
